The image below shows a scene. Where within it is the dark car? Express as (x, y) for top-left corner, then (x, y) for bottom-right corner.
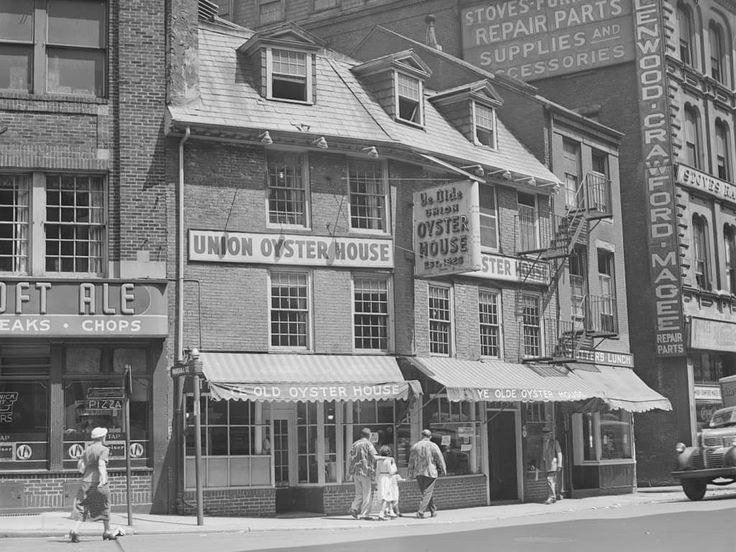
(672, 405), (736, 500)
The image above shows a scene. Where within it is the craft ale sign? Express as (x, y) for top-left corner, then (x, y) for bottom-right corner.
(413, 180), (481, 278)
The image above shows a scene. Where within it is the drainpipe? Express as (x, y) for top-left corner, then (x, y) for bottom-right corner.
(175, 126), (190, 508)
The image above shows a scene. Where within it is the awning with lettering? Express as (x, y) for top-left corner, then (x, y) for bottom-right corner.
(566, 363), (672, 412)
(199, 353), (422, 402)
(402, 357), (597, 403)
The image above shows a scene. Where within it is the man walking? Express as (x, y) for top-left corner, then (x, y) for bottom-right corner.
(408, 429), (446, 518)
(541, 425), (563, 504)
(347, 427), (377, 519)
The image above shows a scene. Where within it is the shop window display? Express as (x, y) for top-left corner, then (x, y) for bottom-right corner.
(0, 380), (49, 470)
(351, 400), (411, 470)
(423, 394), (481, 475)
(572, 408), (632, 463)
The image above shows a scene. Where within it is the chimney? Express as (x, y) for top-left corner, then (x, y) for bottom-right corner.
(425, 14), (442, 51)
(168, 0), (201, 105)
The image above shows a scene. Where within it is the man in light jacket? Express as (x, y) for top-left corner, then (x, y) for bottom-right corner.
(408, 429), (447, 518)
(347, 427), (377, 519)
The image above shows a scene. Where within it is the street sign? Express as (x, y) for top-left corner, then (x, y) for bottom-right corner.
(170, 360), (204, 378)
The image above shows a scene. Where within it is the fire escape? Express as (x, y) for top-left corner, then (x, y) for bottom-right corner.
(515, 172), (616, 363)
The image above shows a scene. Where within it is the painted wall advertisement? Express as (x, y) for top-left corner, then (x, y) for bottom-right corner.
(634, 0), (684, 356)
(461, 0), (636, 80)
(0, 280), (168, 337)
(413, 180), (482, 278)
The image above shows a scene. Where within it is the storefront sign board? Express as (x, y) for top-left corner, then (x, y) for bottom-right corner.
(208, 382), (414, 402)
(676, 165), (736, 205)
(689, 317), (736, 352)
(575, 349), (633, 367)
(467, 252), (549, 285)
(448, 387), (588, 402)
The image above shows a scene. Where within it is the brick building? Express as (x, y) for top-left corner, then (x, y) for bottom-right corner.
(222, 0), (736, 489)
(0, 1), (170, 513)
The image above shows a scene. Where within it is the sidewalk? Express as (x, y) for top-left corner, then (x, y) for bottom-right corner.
(0, 485), (721, 539)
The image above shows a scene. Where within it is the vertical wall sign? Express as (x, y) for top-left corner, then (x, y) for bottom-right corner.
(633, 0), (684, 356)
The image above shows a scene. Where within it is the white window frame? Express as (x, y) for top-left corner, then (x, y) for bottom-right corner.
(268, 270), (312, 351)
(520, 292), (543, 359)
(352, 274), (393, 353)
(571, 410), (634, 465)
(692, 213), (711, 290)
(715, 120), (731, 181)
(428, 283), (453, 356)
(394, 71), (423, 127)
(265, 150), (311, 229)
(266, 47), (313, 104)
(347, 158), (389, 233)
(479, 185), (498, 252)
(517, 192), (538, 252)
(684, 104), (702, 169)
(258, 0), (284, 24)
(473, 102), (497, 149)
(479, 288), (501, 358)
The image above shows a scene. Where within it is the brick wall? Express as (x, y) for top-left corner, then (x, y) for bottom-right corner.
(178, 487), (276, 517)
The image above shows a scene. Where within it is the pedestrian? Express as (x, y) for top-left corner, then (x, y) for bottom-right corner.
(69, 427), (117, 542)
(407, 429), (446, 518)
(375, 445), (400, 520)
(347, 427), (377, 520)
(540, 425), (563, 504)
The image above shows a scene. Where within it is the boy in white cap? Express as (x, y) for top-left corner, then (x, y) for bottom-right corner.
(69, 426), (116, 542)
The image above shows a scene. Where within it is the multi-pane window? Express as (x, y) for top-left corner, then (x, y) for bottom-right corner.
(678, 3), (694, 66)
(428, 285), (451, 355)
(563, 139), (581, 209)
(725, 224), (736, 293)
(692, 352), (725, 383)
(589, 149), (609, 212)
(479, 289), (500, 357)
(396, 72), (422, 125)
(0, 0), (107, 96)
(0, 173), (105, 275)
(270, 272), (309, 348)
(575, 409), (632, 462)
(259, 0), (283, 24)
(297, 402), (318, 484)
(570, 247), (586, 320)
(348, 159), (386, 231)
(710, 22), (725, 84)
(0, 174), (30, 273)
(46, 175), (104, 273)
(521, 294), (541, 358)
(423, 394), (481, 475)
(684, 104), (701, 169)
(715, 120), (730, 180)
(269, 48), (310, 102)
(353, 276), (389, 351)
(479, 185), (498, 250)
(517, 192), (537, 252)
(267, 151), (308, 226)
(598, 249), (616, 333)
(474, 102), (496, 148)
(692, 214), (711, 290)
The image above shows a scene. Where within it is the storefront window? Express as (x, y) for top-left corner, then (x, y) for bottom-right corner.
(324, 402), (337, 482)
(0, 381), (49, 470)
(297, 402), (318, 483)
(423, 395), (481, 475)
(573, 408), (632, 463)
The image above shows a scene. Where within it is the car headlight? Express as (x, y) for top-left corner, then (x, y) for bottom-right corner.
(675, 442), (686, 453)
(727, 437), (736, 447)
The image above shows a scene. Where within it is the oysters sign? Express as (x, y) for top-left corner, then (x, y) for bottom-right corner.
(413, 180), (482, 278)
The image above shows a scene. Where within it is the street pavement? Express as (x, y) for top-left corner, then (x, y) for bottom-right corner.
(1, 485), (733, 540)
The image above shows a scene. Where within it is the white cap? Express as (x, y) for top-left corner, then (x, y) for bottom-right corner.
(90, 427), (108, 439)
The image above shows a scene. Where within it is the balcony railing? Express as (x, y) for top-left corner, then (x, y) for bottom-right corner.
(585, 172), (613, 219)
(586, 294), (618, 336)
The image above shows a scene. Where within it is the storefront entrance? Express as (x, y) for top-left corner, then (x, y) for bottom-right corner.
(487, 409), (517, 502)
(272, 408), (296, 512)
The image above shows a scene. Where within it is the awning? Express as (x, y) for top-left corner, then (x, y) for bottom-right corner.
(199, 353), (422, 402)
(404, 357), (597, 403)
(566, 363), (672, 412)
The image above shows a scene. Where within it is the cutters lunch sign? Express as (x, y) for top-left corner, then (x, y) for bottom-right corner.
(0, 280), (168, 337)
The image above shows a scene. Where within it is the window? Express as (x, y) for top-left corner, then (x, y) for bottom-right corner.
(517, 192), (537, 252)
(569, 247), (586, 320)
(597, 249), (616, 333)
(0, 0), (107, 96)
(589, 149), (609, 211)
(479, 185), (498, 250)
(710, 22), (725, 84)
(396, 72), (422, 125)
(677, 3), (695, 66)
(267, 151), (308, 227)
(270, 272), (309, 348)
(573, 409), (632, 462)
(715, 120), (730, 180)
(351, 400), (410, 469)
(692, 352), (724, 383)
(692, 214), (711, 289)
(268, 48), (311, 103)
(423, 392), (482, 475)
(562, 139), (581, 209)
(684, 104), (701, 169)
(353, 276), (389, 351)
(725, 224), (736, 293)
(474, 102), (496, 148)
(428, 285), (451, 355)
(0, 173), (105, 276)
(258, 0), (283, 24)
(348, 159), (386, 231)
(479, 289), (500, 357)
(521, 294), (541, 358)
(313, 0), (339, 10)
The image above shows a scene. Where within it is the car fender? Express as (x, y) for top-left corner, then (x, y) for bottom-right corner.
(675, 447), (702, 470)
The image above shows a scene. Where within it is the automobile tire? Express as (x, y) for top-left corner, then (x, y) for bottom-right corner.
(682, 479), (707, 501)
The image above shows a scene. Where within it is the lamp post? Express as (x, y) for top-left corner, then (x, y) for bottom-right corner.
(188, 348), (204, 526)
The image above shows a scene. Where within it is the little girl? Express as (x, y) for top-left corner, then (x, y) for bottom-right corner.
(375, 445), (400, 519)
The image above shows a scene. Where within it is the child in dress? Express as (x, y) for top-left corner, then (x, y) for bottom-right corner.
(376, 445), (400, 519)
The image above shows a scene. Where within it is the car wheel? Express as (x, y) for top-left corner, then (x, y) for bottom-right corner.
(682, 479), (707, 501)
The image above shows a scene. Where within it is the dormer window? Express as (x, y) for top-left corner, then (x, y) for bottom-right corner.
(396, 72), (423, 125)
(268, 48), (311, 103)
(474, 103), (496, 148)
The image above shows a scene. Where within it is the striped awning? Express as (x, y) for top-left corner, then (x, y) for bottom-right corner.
(199, 352), (421, 402)
(566, 363), (672, 412)
(404, 357), (597, 403)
